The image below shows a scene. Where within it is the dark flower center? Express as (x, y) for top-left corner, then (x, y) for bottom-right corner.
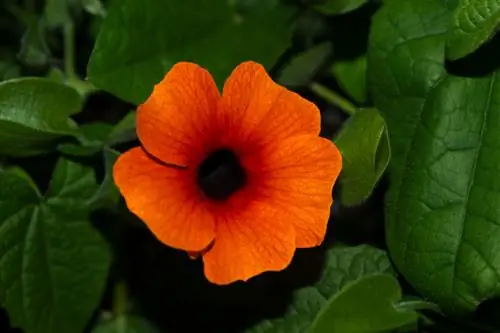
(197, 149), (247, 201)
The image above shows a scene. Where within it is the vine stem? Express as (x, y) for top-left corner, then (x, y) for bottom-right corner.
(63, 19), (77, 79)
(113, 280), (127, 317)
(309, 82), (357, 116)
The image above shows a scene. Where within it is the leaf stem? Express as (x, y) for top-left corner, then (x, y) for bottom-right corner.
(63, 19), (76, 79)
(309, 82), (357, 116)
(395, 299), (442, 314)
(112, 280), (128, 317)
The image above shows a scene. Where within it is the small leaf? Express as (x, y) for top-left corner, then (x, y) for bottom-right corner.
(308, 275), (418, 333)
(0, 159), (111, 333)
(314, 0), (368, 15)
(88, 148), (120, 208)
(446, 0), (500, 60)
(0, 78), (82, 156)
(18, 17), (51, 67)
(82, 0), (106, 17)
(245, 245), (394, 333)
(277, 42), (333, 87)
(88, 0), (295, 104)
(58, 122), (113, 157)
(107, 111), (136, 145)
(335, 108), (390, 206)
(92, 315), (160, 333)
(331, 55), (367, 104)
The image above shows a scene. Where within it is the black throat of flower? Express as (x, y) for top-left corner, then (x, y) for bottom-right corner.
(197, 149), (247, 201)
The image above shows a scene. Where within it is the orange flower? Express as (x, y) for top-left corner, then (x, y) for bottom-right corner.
(113, 61), (342, 285)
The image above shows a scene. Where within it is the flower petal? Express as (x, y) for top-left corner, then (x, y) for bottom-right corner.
(202, 199), (295, 285)
(113, 147), (216, 251)
(137, 62), (220, 166)
(219, 61), (320, 149)
(244, 135), (342, 248)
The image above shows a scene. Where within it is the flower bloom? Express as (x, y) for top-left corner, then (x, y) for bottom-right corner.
(113, 61), (342, 285)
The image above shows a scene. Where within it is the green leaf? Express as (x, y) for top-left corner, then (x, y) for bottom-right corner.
(88, 148), (121, 209)
(87, 0), (295, 104)
(330, 55), (367, 104)
(0, 159), (111, 333)
(277, 42), (333, 87)
(107, 111), (136, 145)
(335, 108), (390, 206)
(92, 315), (160, 333)
(0, 60), (21, 81)
(446, 0), (500, 60)
(82, 0), (106, 17)
(58, 122), (113, 156)
(0, 78), (81, 156)
(308, 275), (417, 333)
(369, 0), (500, 312)
(245, 245), (394, 333)
(314, 0), (367, 15)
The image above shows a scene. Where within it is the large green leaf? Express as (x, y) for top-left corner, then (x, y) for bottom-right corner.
(308, 274), (417, 333)
(335, 108), (390, 206)
(446, 0), (500, 60)
(369, 0), (500, 312)
(0, 78), (81, 156)
(245, 245), (394, 333)
(0, 159), (111, 333)
(88, 0), (295, 104)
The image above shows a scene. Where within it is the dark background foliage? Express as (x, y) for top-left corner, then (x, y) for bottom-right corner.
(1, 0), (500, 332)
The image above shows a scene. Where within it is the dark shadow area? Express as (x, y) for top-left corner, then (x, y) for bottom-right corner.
(475, 297), (500, 329)
(326, 176), (388, 249)
(122, 224), (326, 333)
(73, 91), (135, 125)
(327, 3), (379, 61)
(0, 308), (22, 333)
(8, 152), (59, 193)
(445, 33), (500, 77)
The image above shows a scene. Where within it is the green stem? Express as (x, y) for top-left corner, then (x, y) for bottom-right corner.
(24, 0), (34, 13)
(112, 280), (127, 317)
(395, 300), (442, 314)
(63, 20), (76, 79)
(309, 82), (357, 116)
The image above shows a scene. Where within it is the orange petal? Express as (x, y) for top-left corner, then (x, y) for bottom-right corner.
(243, 135), (342, 248)
(219, 61), (320, 149)
(113, 147), (216, 251)
(202, 199), (295, 285)
(137, 62), (220, 166)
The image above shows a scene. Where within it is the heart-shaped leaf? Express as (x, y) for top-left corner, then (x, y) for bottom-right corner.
(369, 0), (500, 312)
(0, 159), (111, 333)
(245, 245), (394, 333)
(307, 274), (418, 333)
(88, 0), (295, 104)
